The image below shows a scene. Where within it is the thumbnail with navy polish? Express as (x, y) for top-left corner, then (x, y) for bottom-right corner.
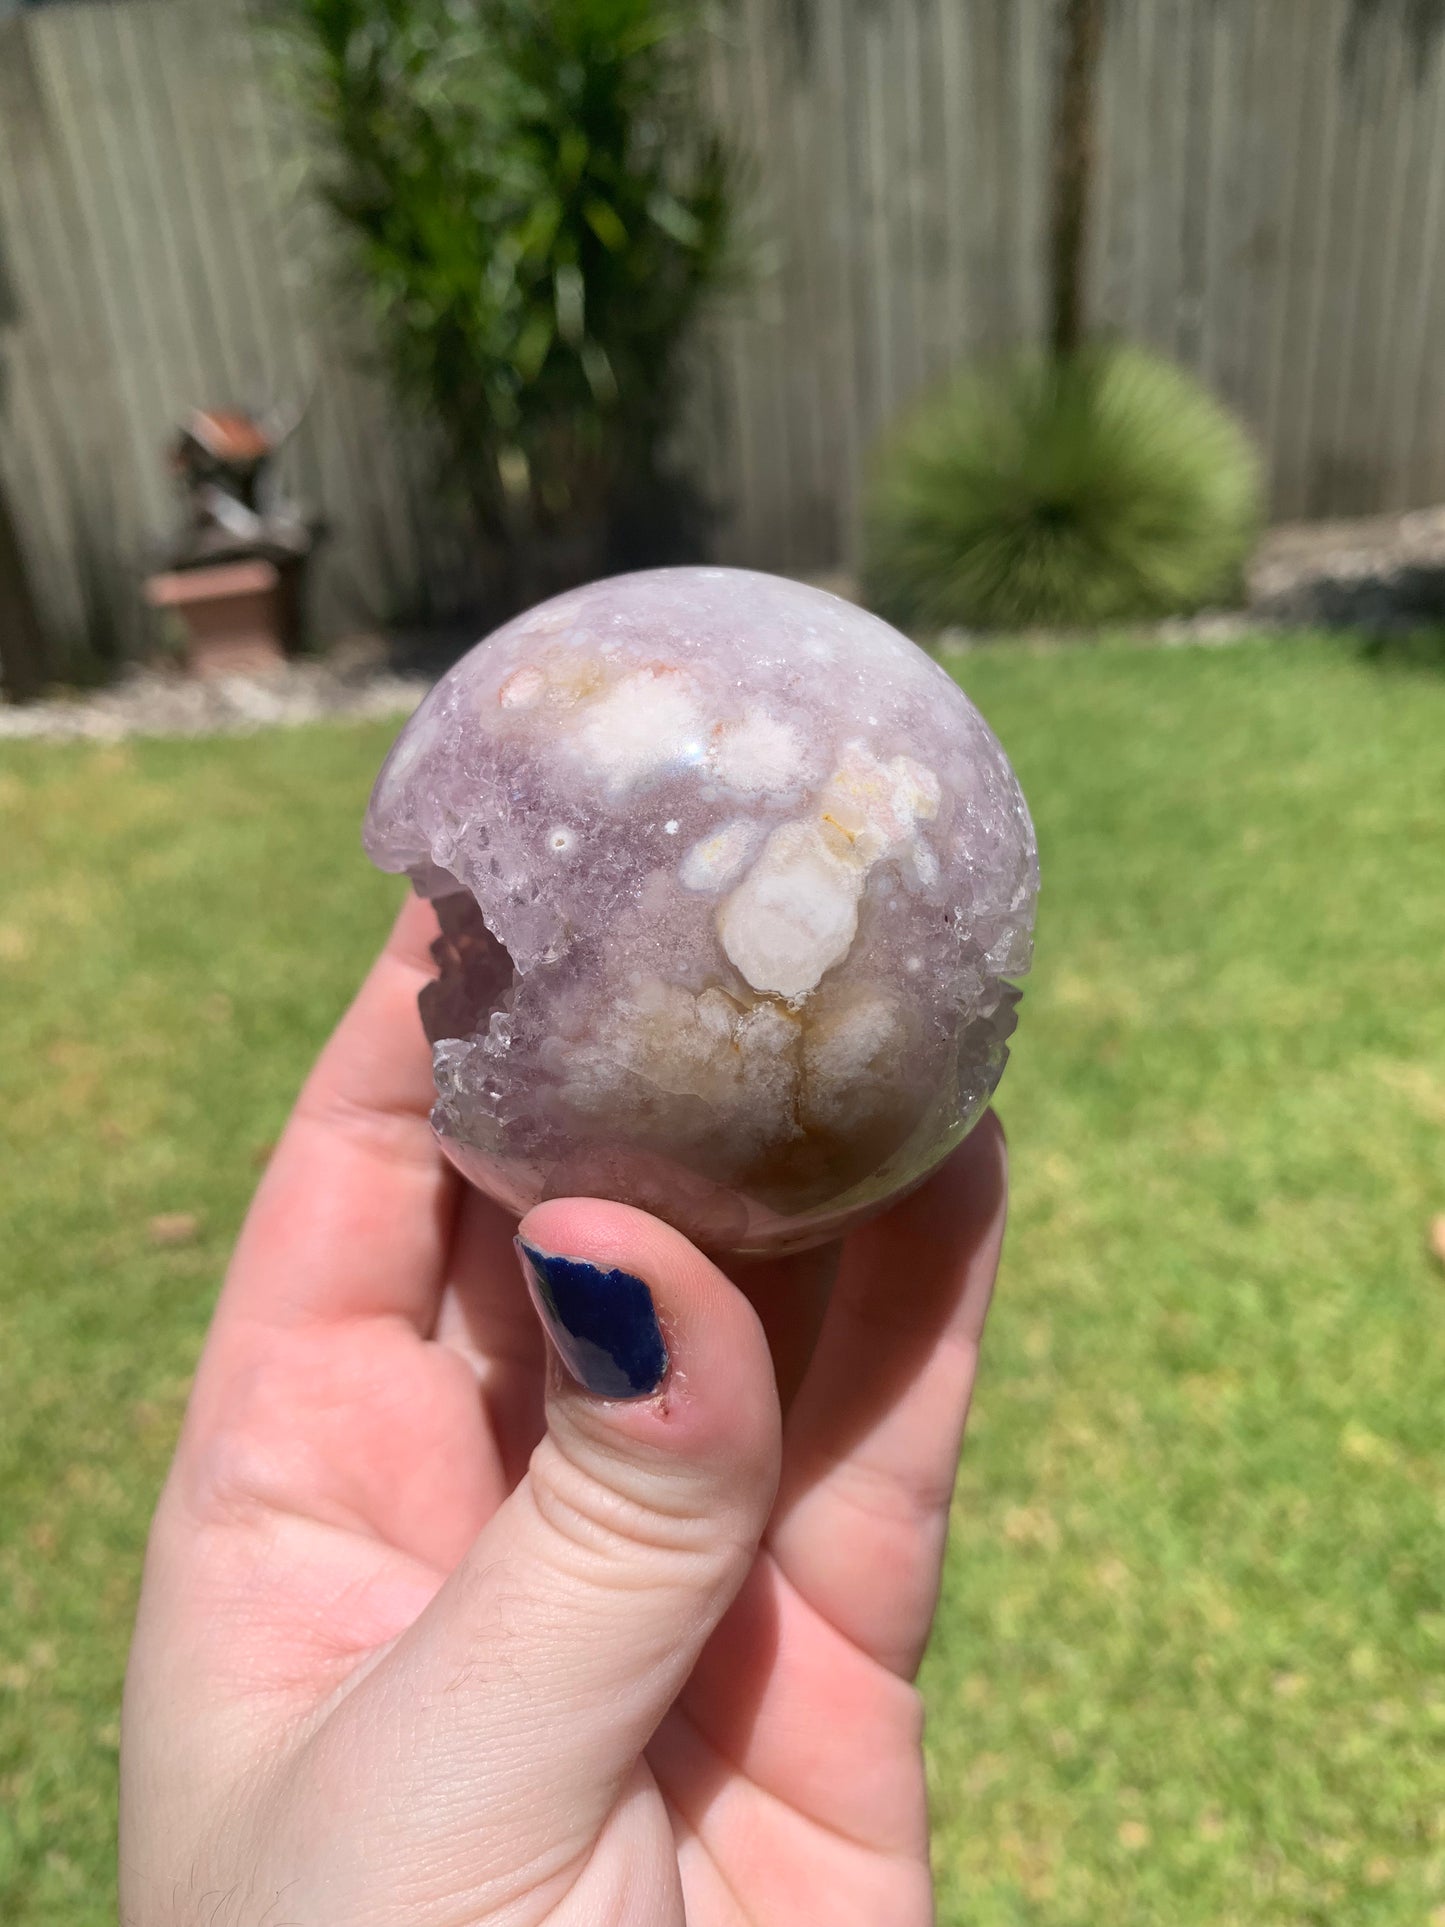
(516, 1241), (668, 1399)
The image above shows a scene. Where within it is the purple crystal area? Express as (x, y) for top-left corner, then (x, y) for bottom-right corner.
(363, 567), (1038, 1255)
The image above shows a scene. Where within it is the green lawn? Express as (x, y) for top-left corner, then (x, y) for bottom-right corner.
(2, 635), (1443, 1925)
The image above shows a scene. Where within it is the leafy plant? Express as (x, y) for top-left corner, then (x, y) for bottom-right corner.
(862, 345), (1262, 634)
(274, 0), (736, 608)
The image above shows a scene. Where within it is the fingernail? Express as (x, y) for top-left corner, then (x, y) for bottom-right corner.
(516, 1240), (668, 1400)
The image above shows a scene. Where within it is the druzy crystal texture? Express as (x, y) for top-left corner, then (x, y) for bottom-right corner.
(364, 568), (1038, 1255)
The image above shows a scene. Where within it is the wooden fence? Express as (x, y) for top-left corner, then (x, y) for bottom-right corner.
(0, 0), (467, 662)
(4, 0), (1445, 659)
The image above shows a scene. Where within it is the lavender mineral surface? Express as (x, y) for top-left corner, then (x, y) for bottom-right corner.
(364, 567), (1038, 1255)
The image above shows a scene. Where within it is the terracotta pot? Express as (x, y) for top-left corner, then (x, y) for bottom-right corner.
(145, 559), (286, 677)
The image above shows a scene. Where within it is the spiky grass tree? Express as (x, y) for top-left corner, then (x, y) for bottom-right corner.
(863, 346), (1261, 633)
(862, 0), (1262, 634)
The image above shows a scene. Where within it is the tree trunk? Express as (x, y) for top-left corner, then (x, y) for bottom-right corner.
(0, 477), (48, 702)
(1049, 0), (1106, 363)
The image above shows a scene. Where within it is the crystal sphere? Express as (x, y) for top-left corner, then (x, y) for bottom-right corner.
(364, 567), (1038, 1255)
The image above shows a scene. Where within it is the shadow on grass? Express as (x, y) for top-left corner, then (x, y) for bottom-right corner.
(1355, 625), (1445, 673)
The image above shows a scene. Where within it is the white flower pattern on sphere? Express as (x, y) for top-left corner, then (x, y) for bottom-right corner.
(364, 567), (1038, 1255)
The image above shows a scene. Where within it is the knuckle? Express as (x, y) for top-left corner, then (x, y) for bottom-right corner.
(826, 1446), (958, 1543)
(525, 1432), (756, 1597)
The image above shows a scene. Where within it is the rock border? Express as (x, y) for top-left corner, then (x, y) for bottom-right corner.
(0, 658), (428, 744)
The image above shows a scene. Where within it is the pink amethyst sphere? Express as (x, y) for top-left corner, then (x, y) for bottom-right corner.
(363, 567), (1038, 1255)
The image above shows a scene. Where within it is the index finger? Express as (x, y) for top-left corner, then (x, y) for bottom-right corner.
(216, 890), (460, 1336)
(766, 1114), (1010, 1677)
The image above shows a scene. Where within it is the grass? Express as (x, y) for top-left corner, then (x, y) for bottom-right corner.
(2, 633), (1443, 1924)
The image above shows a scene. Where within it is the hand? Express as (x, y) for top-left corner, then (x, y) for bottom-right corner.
(120, 895), (1009, 1927)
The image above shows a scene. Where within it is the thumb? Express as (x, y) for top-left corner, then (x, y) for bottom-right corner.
(355, 1199), (781, 1902)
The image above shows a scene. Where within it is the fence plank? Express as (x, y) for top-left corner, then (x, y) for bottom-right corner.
(1352, 19), (1418, 513)
(0, 16), (147, 656)
(1402, 39), (1445, 503)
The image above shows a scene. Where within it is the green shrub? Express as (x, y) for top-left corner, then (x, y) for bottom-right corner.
(274, 0), (736, 604)
(862, 345), (1262, 634)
